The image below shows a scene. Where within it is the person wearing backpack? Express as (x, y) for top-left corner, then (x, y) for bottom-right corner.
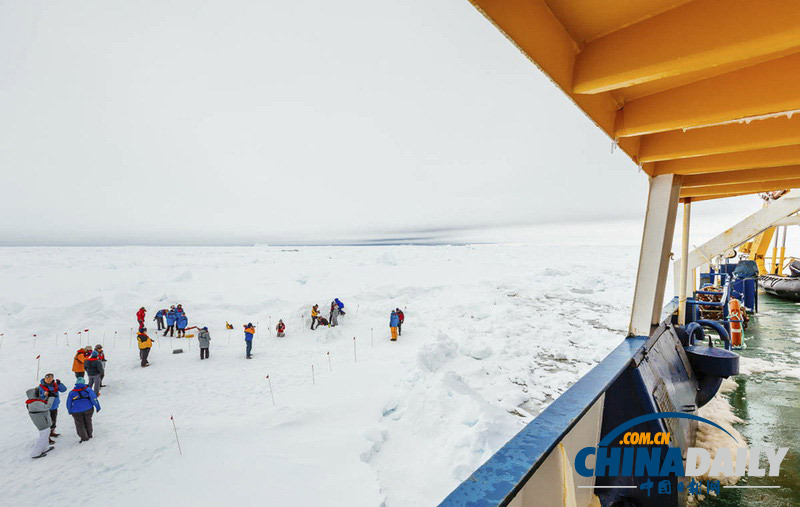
(65, 378), (101, 443)
(164, 307), (177, 337)
(37, 373), (67, 441)
(244, 323), (255, 359)
(276, 320), (286, 337)
(26, 388), (57, 458)
(84, 350), (105, 395)
(138, 329), (154, 367)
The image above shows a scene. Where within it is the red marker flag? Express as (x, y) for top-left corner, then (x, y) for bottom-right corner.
(84, 329), (89, 332)
(36, 355), (40, 359)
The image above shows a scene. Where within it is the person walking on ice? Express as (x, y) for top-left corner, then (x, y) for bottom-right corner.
(72, 346), (91, 379)
(138, 328), (154, 367)
(244, 323), (255, 359)
(38, 374), (66, 442)
(94, 344), (107, 387)
(396, 308), (405, 336)
(66, 377), (101, 443)
(26, 387), (56, 458)
(389, 309), (400, 341)
(276, 319), (286, 337)
(84, 350), (104, 396)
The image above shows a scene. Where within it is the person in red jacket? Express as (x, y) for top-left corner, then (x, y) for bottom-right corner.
(136, 307), (146, 331)
(396, 308), (405, 336)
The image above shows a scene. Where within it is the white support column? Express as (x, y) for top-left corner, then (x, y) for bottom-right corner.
(629, 174), (681, 337)
(678, 201), (691, 326)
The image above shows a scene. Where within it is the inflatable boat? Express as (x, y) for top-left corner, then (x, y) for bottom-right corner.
(759, 274), (800, 301)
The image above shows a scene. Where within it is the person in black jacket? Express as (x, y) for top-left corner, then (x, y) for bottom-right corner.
(84, 351), (105, 396)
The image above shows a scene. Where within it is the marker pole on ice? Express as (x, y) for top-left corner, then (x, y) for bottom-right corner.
(33, 334), (37, 349)
(170, 415), (183, 456)
(312, 364), (315, 385)
(35, 354), (41, 381)
(353, 337), (357, 363)
(327, 351), (332, 371)
(266, 375), (275, 405)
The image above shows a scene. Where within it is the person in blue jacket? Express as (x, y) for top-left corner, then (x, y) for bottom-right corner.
(244, 323), (255, 359)
(334, 298), (346, 316)
(154, 309), (166, 331)
(389, 310), (400, 341)
(38, 373), (67, 440)
(164, 307), (177, 337)
(65, 377), (101, 443)
(176, 312), (189, 337)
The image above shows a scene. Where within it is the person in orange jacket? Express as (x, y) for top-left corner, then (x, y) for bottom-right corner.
(71, 346), (91, 379)
(244, 323), (255, 359)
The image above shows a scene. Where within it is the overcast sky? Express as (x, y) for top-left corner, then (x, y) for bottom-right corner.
(0, 0), (760, 245)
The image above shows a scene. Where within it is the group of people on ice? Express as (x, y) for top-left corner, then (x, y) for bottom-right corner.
(27, 351), (104, 458)
(145, 304), (190, 337)
(25, 298), (407, 459)
(310, 298), (346, 329)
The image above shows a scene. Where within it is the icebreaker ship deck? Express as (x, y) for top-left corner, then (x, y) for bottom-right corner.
(440, 1), (800, 505)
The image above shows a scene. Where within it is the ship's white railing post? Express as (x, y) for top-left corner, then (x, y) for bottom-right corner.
(629, 174), (681, 337)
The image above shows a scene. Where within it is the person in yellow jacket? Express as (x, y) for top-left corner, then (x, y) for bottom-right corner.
(310, 305), (320, 330)
(137, 328), (154, 368)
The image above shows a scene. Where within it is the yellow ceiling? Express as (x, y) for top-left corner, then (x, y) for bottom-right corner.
(469, 0), (800, 201)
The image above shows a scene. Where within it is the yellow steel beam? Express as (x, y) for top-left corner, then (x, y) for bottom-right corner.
(544, 0), (692, 45)
(572, 0), (800, 94)
(652, 145), (800, 176)
(469, 0), (623, 141)
(638, 115), (800, 163)
(679, 178), (800, 198)
(682, 166), (800, 188)
(681, 192), (755, 203)
(615, 53), (800, 137)
(751, 227), (777, 274)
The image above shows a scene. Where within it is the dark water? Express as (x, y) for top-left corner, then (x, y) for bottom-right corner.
(704, 292), (800, 507)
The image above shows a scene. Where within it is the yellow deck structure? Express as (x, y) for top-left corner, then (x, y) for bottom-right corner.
(468, 0), (800, 201)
